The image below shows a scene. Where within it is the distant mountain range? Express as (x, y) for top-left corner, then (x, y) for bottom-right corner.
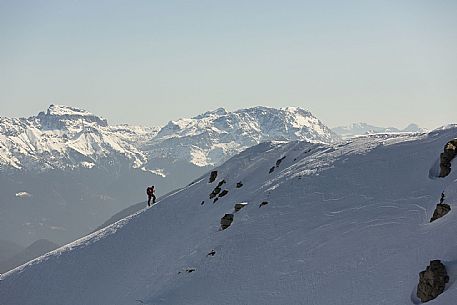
(0, 105), (338, 172)
(332, 122), (426, 138)
(0, 105), (338, 246)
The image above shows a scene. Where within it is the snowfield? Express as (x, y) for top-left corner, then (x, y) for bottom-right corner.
(0, 126), (456, 305)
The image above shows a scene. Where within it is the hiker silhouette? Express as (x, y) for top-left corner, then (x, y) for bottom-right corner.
(146, 186), (156, 207)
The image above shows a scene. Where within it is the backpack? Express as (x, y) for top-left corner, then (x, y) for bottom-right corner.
(146, 186), (154, 196)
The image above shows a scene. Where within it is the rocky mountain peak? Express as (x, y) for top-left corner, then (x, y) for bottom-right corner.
(37, 105), (108, 130)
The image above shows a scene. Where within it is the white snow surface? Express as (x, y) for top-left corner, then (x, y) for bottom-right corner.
(1, 126), (456, 304)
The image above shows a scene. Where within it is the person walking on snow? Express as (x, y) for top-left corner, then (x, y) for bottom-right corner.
(147, 185), (156, 207)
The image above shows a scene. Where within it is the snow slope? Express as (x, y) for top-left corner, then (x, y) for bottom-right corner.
(1, 126), (456, 305)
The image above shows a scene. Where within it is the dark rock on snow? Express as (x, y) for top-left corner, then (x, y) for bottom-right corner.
(276, 156), (286, 167)
(209, 171), (218, 183)
(259, 201), (268, 208)
(236, 181), (243, 188)
(430, 204), (451, 222)
(209, 187), (221, 199)
(234, 203), (247, 212)
(218, 190), (229, 197)
(269, 166), (275, 174)
(417, 260), (449, 303)
(216, 180), (226, 188)
(220, 214), (234, 230)
(439, 139), (457, 177)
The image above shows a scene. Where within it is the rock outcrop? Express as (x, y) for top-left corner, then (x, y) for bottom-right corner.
(209, 180), (226, 199)
(259, 201), (268, 208)
(276, 156), (286, 167)
(236, 181), (243, 188)
(218, 190), (229, 198)
(209, 187), (221, 199)
(209, 171), (218, 183)
(269, 156), (287, 174)
(417, 260), (449, 303)
(430, 204), (451, 222)
(234, 202), (247, 212)
(220, 214), (234, 230)
(439, 139), (457, 177)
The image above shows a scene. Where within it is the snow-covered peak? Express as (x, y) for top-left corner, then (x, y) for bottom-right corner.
(36, 104), (108, 129)
(46, 104), (94, 117)
(148, 106), (340, 166)
(156, 106), (336, 140)
(0, 105), (158, 171)
(193, 107), (228, 119)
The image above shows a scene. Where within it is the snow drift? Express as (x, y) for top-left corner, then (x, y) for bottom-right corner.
(0, 126), (456, 305)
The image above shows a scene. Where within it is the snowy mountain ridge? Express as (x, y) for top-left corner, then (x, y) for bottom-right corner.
(1, 126), (456, 305)
(0, 105), (339, 171)
(0, 105), (158, 171)
(146, 106), (340, 166)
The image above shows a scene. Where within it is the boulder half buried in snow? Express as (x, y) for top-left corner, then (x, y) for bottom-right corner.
(417, 260), (449, 303)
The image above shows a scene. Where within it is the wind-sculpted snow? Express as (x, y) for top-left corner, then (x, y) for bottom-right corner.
(1, 126), (456, 305)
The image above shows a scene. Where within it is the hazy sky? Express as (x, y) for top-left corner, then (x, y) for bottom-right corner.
(1, 0), (456, 129)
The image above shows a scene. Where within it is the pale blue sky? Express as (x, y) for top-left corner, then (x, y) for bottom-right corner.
(1, 0), (456, 128)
